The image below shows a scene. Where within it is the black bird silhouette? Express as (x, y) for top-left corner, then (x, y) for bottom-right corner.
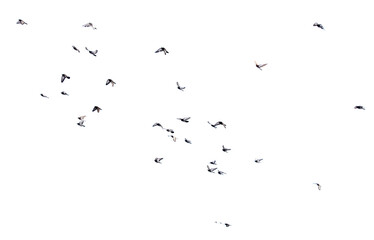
(176, 82), (185, 91)
(222, 145), (231, 152)
(218, 170), (226, 175)
(40, 93), (49, 98)
(185, 138), (192, 144)
(207, 165), (217, 173)
(85, 47), (98, 56)
(354, 106), (365, 110)
(72, 46), (80, 53)
(92, 106), (102, 113)
(16, 19), (27, 25)
(215, 221), (231, 227)
(166, 129), (174, 134)
(155, 47), (169, 55)
(313, 22), (324, 30)
(78, 115), (86, 121)
(314, 183), (321, 190)
(154, 158), (163, 164)
(207, 121), (218, 128)
(82, 22), (97, 29)
(61, 74), (70, 83)
(255, 61), (267, 70)
(209, 160), (217, 165)
(177, 117), (190, 123)
(153, 123), (164, 129)
(209, 121), (226, 128)
(168, 135), (177, 142)
(106, 79), (116, 87)
(77, 120), (85, 127)
(254, 158), (263, 163)
(61, 91), (69, 96)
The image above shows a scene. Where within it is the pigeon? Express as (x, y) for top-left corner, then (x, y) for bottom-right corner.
(354, 106), (365, 110)
(222, 145), (231, 153)
(61, 74), (70, 83)
(255, 61), (267, 71)
(106, 79), (116, 87)
(177, 117), (190, 123)
(314, 183), (321, 190)
(185, 138), (192, 144)
(92, 106), (102, 113)
(313, 22), (324, 30)
(85, 47), (98, 56)
(154, 158), (163, 164)
(78, 115), (86, 120)
(77, 120), (85, 127)
(155, 47), (169, 55)
(168, 135), (177, 142)
(218, 170), (226, 175)
(40, 93), (49, 98)
(176, 82), (185, 91)
(16, 19), (27, 25)
(72, 46), (80, 53)
(153, 123), (164, 129)
(209, 160), (217, 165)
(82, 22), (97, 30)
(207, 165), (217, 173)
(254, 158), (263, 163)
(166, 129), (174, 134)
(61, 91), (69, 96)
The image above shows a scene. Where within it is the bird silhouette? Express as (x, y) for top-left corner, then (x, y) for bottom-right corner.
(106, 79), (116, 87)
(82, 22), (97, 30)
(207, 121), (218, 128)
(254, 158), (263, 163)
(222, 145), (231, 152)
(155, 47), (169, 55)
(78, 115), (86, 121)
(153, 123), (164, 129)
(354, 106), (365, 110)
(85, 47), (98, 56)
(207, 165), (217, 173)
(77, 120), (85, 127)
(154, 158), (163, 164)
(313, 22), (324, 30)
(176, 82), (185, 91)
(215, 221), (231, 227)
(209, 160), (217, 165)
(314, 183), (321, 190)
(218, 170), (226, 175)
(177, 117), (190, 123)
(16, 19), (27, 25)
(255, 61), (267, 70)
(168, 135), (177, 142)
(166, 129), (174, 134)
(40, 93), (49, 98)
(72, 46), (80, 53)
(185, 138), (192, 144)
(92, 106), (102, 113)
(61, 74), (70, 83)
(61, 91), (69, 96)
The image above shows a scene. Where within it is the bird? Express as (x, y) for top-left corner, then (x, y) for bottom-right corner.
(210, 121), (226, 128)
(313, 22), (324, 30)
(92, 106), (102, 113)
(77, 120), (85, 127)
(185, 138), (192, 144)
(254, 158), (263, 163)
(82, 22), (97, 30)
(354, 106), (365, 110)
(61, 91), (69, 96)
(222, 145), (231, 152)
(40, 93), (49, 98)
(215, 221), (231, 227)
(218, 170), (226, 175)
(176, 82), (185, 91)
(166, 129), (174, 134)
(209, 160), (217, 165)
(168, 135), (177, 142)
(314, 183), (321, 190)
(207, 165), (217, 173)
(255, 61), (267, 70)
(16, 19), (27, 25)
(78, 115), (86, 120)
(154, 158), (163, 164)
(153, 123), (164, 129)
(177, 117), (190, 123)
(72, 46), (80, 53)
(155, 47), (169, 55)
(85, 47), (98, 56)
(61, 74), (70, 83)
(208, 121), (217, 128)
(106, 79), (116, 87)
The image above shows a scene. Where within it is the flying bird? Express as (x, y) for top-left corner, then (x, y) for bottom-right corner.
(78, 115), (86, 120)
(176, 82), (185, 91)
(209, 160), (217, 165)
(154, 158), (163, 164)
(222, 145), (231, 153)
(16, 19), (27, 25)
(40, 94), (49, 98)
(77, 120), (85, 127)
(92, 106), (102, 113)
(82, 22), (97, 29)
(254, 158), (263, 163)
(185, 138), (192, 144)
(313, 22), (324, 30)
(255, 61), (267, 70)
(61, 74), (70, 83)
(177, 117), (190, 123)
(85, 47), (98, 56)
(106, 79), (116, 87)
(61, 91), (69, 96)
(72, 46), (80, 53)
(168, 135), (177, 142)
(218, 170), (226, 175)
(314, 183), (321, 190)
(354, 106), (365, 110)
(153, 123), (163, 129)
(208, 121), (218, 128)
(166, 129), (174, 134)
(210, 121), (226, 128)
(215, 221), (231, 227)
(207, 165), (217, 173)
(155, 47), (169, 55)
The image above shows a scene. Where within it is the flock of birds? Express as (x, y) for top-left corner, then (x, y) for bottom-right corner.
(16, 17), (365, 229)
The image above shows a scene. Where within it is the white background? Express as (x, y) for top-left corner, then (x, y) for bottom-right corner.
(1, 0), (374, 239)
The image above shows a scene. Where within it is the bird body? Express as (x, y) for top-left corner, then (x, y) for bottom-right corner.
(185, 138), (192, 144)
(207, 165), (217, 173)
(153, 123), (163, 129)
(83, 22), (97, 29)
(17, 19), (27, 25)
(154, 158), (163, 164)
(166, 129), (174, 134)
(106, 79), (116, 87)
(313, 22), (324, 30)
(77, 120), (85, 127)
(155, 47), (169, 55)
(255, 61), (267, 70)
(40, 93), (49, 98)
(72, 46), (80, 53)
(85, 47), (98, 56)
(78, 115), (86, 120)
(218, 170), (226, 175)
(314, 183), (321, 190)
(209, 160), (217, 165)
(92, 106), (102, 113)
(177, 117), (190, 123)
(61, 91), (69, 96)
(354, 106), (365, 110)
(222, 145), (231, 152)
(254, 158), (263, 163)
(176, 82), (185, 91)
(61, 74), (70, 83)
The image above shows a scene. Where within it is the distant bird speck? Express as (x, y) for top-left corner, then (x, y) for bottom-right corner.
(40, 94), (49, 98)
(155, 47), (169, 55)
(154, 158), (163, 164)
(78, 115), (86, 120)
(166, 129), (174, 134)
(313, 22), (324, 30)
(254, 158), (263, 163)
(255, 61), (267, 71)
(61, 74), (70, 83)
(209, 160), (217, 165)
(106, 79), (116, 87)
(92, 106), (102, 113)
(222, 145), (231, 153)
(177, 82), (185, 91)
(177, 117), (190, 123)
(207, 165), (217, 173)
(61, 91), (69, 96)
(314, 183), (321, 190)
(72, 46), (80, 53)
(153, 123), (163, 129)
(82, 22), (97, 30)
(185, 138), (191, 144)
(168, 135), (177, 142)
(354, 106), (365, 110)
(85, 47), (98, 57)
(77, 120), (85, 127)
(218, 170), (226, 175)
(16, 19), (27, 25)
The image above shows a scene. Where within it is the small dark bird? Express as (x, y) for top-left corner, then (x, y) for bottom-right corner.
(177, 117), (190, 123)
(222, 145), (231, 153)
(176, 82), (185, 91)
(354, 106), (365, 110)
(185, 138), (192, 144)
(254, 158), (263, 163)
(215, 221), (231, 227)
(40, 93), (49, 98)
(208, 121), (218, 128)
(154, 158), (163, 164)
(314, 183), (321, 190)
(92, 106), (102, 113)
(255, 61), (267, 70)
(16, 19), (27, 25)
(166, 129), (174, 134)
(218, 170), (226, 175)
(155, 47), (169, 55)
(72, 46), (80, 53)
(209, 160), (217, 165)
(153, 123), (163, 129)
(78, 115), (86, 120)
(207, 165), (217, 173)
(77, 120), (85, 127)
(85, 47), (98, 56)
(168, 135), (177, 142)
(61, 91), (69, 96)
(214, 121), (226, 128)
(106, 79), (116, 87)
(82, 22), (97, 29)
(313, 22), (324, 30)
(61, 74), (70, 83)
